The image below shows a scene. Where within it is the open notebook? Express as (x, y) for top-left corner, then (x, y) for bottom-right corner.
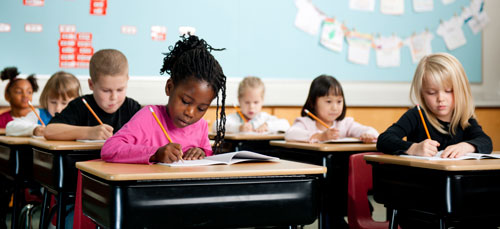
(320, 137), (363, 143)
(160, 151), (279, 167)
(400, 151), (500, 161)
(76, 139), (106, 143)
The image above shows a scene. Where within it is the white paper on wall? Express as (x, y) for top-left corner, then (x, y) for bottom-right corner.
(413, 0), (433, 12)
(346, 31), (373, 65)
(404, 31), (434, 63)
(320, 18), (345, 52)
(349, 0), (375, 12)
(437, 16), (466, 50)
(462, 0), (489, 34)
(294, 0), (325, 36)
(441, 0), (455, 5)
(374, 35), (403, 67)
(381, 0), (405, 15)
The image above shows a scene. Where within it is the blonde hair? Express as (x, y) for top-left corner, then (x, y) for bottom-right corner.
(39, 71), (81, 109)
(238, 76), (265, 99)
(89, 49), (128, 82)
(410, 53), (474, 135)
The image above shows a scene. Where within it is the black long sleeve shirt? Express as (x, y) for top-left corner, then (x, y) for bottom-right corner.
(377, 106), (492, 155)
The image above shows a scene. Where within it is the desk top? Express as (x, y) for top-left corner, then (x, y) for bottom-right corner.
(76, 159), (327, 181)
(0, 136), (31, 145)
(29, 138), (104, 151)
(364, 153), (500, 171)
(270, 140), (377, 152)
(209, 133), (285, 140)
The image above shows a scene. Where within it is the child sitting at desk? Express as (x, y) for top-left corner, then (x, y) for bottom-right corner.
(6, 71), (81, 136)
(220, 76), (290, 133)
(101, 35), (227, 164)
(377, 53), (492, 158)
(0, 67), (39, 128)
(44, 49), (141, 140)
(285, 74), (378, 143)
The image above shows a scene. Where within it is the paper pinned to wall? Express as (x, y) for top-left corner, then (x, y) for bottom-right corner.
(404, 31), (434, 64)
(294, 0), (325, 35)
(437, 16), (467, 50)
(374, 35), (403, 68)
(349, 0), (375, 12)
(320, 18), (345, 52)
(413, 0), (434, 12)
(380, 0), (405, 15)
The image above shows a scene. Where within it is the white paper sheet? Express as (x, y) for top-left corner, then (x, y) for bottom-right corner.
(404, 31), (434, 64)
(294, 0), (325, 35)
(437, 16), (466, 50)
(374, 35), (402, 67)
(347, 31), (373, 65)
(320, 19), (345, 52)
(413, 0), (433, 12)
(349, 0), (375, 12)
(381, 0), (405, 15)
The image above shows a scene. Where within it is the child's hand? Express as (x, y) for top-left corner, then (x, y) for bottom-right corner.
(360, 133), (377, 143)
(406, 139), (440, 157)
(239, 123), (253, 132)
(33, 126), (45, 136)
(183, 147), (206, 160)
(151, 143), (183, 163)
(440, 142), (475, 158)
(86, 124), (114, 140)
(255, 123), (268, 133)
(321, 128), (339, 141)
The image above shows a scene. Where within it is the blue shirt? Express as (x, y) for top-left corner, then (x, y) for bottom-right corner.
(38, 108), (52, 126)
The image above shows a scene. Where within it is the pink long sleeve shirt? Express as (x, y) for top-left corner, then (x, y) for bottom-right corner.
(101, 105), (213, 164)
(285, 116), (379, 143)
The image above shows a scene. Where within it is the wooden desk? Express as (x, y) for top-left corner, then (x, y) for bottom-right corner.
(210, 132), (285, 152)
(29, 138), (103, 229)
(365, 154), (500, 228)
(0, 136), (32, 229)
(77, 160), (326, 228)
(269, 140), (377, 228)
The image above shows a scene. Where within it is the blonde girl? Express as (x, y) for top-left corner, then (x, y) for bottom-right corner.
(377, 53), (492, 158)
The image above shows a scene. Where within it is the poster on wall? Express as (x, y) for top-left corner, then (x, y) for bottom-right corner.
(121, 25), (137, 35)
(0, 23), (11, 33)
(58, 25), (94, 68)
(23, 0), (44, 6)
(90, 0), (107, 16)
(151, 26), (167, 41)
(25, 24), (43, 33)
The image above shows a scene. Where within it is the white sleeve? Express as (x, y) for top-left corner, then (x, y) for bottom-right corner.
(265, 116), (291, 133)
(6, 110), (40, 136)
(223, 113), (244, 133)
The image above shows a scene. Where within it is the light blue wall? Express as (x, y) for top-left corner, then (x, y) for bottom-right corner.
(0, 0), (481, 82)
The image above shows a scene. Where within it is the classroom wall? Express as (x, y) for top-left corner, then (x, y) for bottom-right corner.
(204, 106), (500, 151)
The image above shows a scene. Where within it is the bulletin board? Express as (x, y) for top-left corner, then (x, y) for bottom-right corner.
(0, 0), (482, 83)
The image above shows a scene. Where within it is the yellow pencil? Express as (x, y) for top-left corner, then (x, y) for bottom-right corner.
(82, 98), (104, 125)
(417, 104), (432, 140)
(149, 106), (184, 162)
(233, 104), (247, 122)
(304, 109), (330, 129)
(28, 101), (45, 126)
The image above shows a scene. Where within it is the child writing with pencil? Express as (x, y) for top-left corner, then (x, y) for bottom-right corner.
(6, 71), (81, 136)
(285, 74), (378, 143)
(377, 53), (492, 158)
(220, 76), (290, 133)
(44, 49), (141, 140)
(101, 35), (226, 164)
(0, 67), (39, 128)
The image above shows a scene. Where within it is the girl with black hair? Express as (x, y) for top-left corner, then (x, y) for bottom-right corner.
(0, 67), (38, 128)
(101, 35), (226, 164)
(285, 74), (378, 143)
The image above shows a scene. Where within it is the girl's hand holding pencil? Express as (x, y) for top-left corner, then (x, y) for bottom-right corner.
(151, 144), (184, 163)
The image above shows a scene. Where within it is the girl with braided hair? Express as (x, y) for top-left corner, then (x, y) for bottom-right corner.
(101, 35), (227, 164)
(0, 67), (39, 128)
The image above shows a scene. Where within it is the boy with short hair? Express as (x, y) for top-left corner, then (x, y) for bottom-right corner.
(44, 49), (141, 140)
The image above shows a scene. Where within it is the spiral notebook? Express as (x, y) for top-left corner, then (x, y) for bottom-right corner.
(400, 151), (500, 161)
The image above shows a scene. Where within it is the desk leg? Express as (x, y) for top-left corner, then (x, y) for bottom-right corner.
(439, 218), (446, 229)
(56, 192), (66, 229)
(10, 182), (20, 229)
(389, 209), (398, 229)
(39, 188), (50, 229)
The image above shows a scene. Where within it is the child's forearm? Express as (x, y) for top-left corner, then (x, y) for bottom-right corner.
(44, 123), (91, 140)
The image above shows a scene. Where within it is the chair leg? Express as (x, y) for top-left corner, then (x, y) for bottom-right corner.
(389, 209), (399, 229)
(39, 188), (50, 229)
(439, 218), (446, 229)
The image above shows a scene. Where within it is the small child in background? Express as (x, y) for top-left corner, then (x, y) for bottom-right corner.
(6, 71), (81, 136)
(0, 67), (38, 128)
(377, 53), (492, 158)
(101, 35), (227, 164)
(285, 74), (378, 143)
(221, 76), (290, 133)
(44, 49), (141, 140)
